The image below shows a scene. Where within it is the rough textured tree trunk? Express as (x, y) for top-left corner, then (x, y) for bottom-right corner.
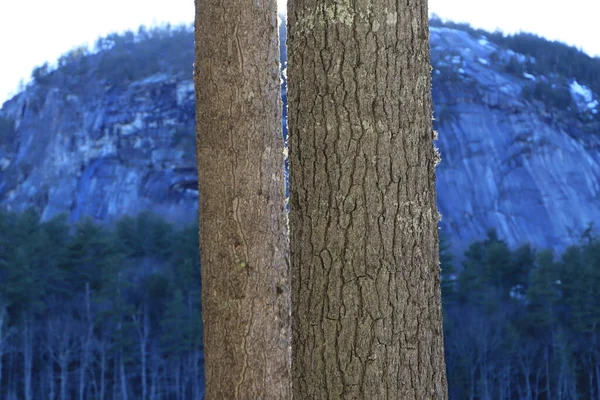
(287, 0), (448, 398)
(194, 0), (291, 398)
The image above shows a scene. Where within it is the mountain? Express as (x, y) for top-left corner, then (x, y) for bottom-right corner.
(0, 26), (197, 225)
(428, 21), (600, 253)
(0, 21), (599, 253)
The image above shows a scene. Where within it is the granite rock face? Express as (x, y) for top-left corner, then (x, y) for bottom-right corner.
(0, 74), (197, 225)
(0, 25), (598, 253)
(430, 27), (600, 252)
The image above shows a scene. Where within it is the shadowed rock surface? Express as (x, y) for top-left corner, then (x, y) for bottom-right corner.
(0, 74), (197, 225)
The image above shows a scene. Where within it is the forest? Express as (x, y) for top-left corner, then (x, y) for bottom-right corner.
(0, 209), (202, 400)
(0, 208), (598, 399)
(442, 226), (600, 399)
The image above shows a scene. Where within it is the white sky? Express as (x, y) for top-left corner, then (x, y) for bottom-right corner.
(0, 0), (598, 105)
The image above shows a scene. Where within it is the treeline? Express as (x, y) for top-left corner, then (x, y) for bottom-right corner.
(441, 227), (600, 399)
(30, 24), (194, 94)
(430, 16), (600, 122)
(28, 18), (599, 107)
(0, 209), (202, 400)
(430, 15), (600, 93)
(1, 207), (599, 399)
(495, 32), (600, 98)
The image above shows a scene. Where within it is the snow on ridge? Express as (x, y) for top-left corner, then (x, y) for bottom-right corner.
(570, 80), (598, 113)
(570, 80), (593, 103)
(505, 49), (535, 64)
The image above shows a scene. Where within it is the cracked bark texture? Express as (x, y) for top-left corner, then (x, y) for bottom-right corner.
(287, 0), (448, 398)
(194, 0), (291, 398)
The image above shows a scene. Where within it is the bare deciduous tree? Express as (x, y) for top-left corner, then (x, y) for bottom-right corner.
(0, 303), (13, 397)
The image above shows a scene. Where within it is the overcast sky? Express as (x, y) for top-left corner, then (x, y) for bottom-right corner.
(0, 0), (598, 104)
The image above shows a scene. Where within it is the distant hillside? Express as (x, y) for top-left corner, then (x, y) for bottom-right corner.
(29, 25), (194, 94)
(1, 20), (599, 253)
(429, 16), (600, 103)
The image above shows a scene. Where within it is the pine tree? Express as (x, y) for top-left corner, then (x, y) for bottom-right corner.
(287, 1), (448, 397)
(194, 0), (291, 397)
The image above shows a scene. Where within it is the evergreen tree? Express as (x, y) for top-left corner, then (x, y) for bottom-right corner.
(287, 0), (448, 396)
(194, 0), (291, 396)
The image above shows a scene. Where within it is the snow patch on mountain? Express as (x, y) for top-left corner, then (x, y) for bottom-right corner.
(570, 80), (598, 113)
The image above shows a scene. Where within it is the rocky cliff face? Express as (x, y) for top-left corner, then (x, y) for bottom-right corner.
(0, 73), (197, 224)
(0, 24), (598, 252)
(429, 26), (600, 252)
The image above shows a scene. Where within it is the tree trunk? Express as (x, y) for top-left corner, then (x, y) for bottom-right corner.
(60, 354), (68, 400)
(8, 351), (16, 400)
(595, 356), (600, 400)
(78, 347), (88, 400)
(46, 360), (56, 400)
(194, 0), (291, 398)
(89, 369), (98, 400)
(545, 346), (551, 399)
(22, 314), (33, 400)
(0, 304), (7, 397)
(112, 355), (117, 400)
(287, 1), (448, 398)
(133, 303), (149, 400)
(99, 341), (106, 400)
(119, 352), (128, 400)
(79, 283), (94, 400)
(192, 349), (202, 400)
(174, 358), (182, 400)
(149, 343), (160, 400)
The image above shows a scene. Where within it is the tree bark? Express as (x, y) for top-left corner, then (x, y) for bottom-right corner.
(287, 0), (448, 398)
(194, 0), (291, 398)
